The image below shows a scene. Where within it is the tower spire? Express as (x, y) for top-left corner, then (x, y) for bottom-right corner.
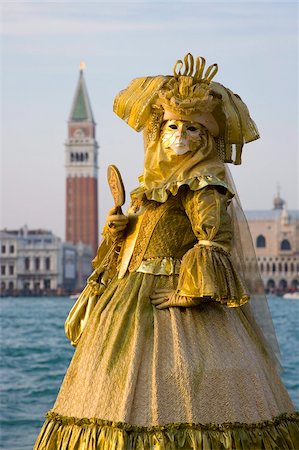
(273, 183), (284, 210)
(69, 64), (94, 123)
(79, 61), (86, 72)
(65, 66), (99, 257)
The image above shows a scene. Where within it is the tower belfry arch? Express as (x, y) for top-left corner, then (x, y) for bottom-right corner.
(65, 63), (99, 256)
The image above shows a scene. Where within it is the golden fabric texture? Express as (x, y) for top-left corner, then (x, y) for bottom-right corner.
(128, 198), (178, 272)
(35, 412), (299, 450)
(136, 257), (181, 276)
(176, 187), (249, 305)
(63, 184), (280, 348)
(113, 76), (168, 132)
(118, 212), (144, 279)
(65, 222), (123, 347)
(65, 266), (107, 346)
(157, 54), (220, 118)
(128, 186), (247, 307)
(177, 245), (249, 306)
(140, 199), (194, 261)
(65, 285), (99, 347)
(131, 171), (231, 204)
(35, 269), (297, 448)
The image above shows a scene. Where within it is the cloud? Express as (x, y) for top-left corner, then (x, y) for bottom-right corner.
(2, 2), (296, 39)
(2, 7), (165, 37)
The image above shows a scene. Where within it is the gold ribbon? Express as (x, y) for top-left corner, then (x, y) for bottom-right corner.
(118, 214), (143, 279)
(196, 240), (229, 253)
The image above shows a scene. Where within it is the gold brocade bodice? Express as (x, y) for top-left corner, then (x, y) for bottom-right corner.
(121, 186), (233, 278)
(136, 202), (196, 260)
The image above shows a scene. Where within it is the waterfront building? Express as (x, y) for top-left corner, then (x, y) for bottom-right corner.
(246, 193), (299, 294)
(0, 226), (92, 296)
(0, 227), (61, 295)
(62, 241), (93, 293)
(0, 231), (18, 294)
(65, 63), (99, 257)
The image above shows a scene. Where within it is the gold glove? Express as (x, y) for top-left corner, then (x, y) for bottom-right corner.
(150, 288), (202, 309)
(105, 206), (129, 238)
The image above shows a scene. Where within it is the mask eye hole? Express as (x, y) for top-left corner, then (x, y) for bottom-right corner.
(168, 124), (178, 130)
(187, 126), (197, 131)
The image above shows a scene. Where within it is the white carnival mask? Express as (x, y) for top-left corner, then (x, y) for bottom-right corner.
(161, 120), (205, 155)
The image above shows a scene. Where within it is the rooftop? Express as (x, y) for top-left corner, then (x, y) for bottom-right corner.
(0, 228), (55, 239)
(245, 209), (299, 221)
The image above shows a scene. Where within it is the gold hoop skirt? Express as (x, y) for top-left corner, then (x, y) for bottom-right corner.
(34, 272), (299, 449)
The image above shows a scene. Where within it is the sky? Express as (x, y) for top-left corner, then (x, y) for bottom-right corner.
(1, 1), (298, 240)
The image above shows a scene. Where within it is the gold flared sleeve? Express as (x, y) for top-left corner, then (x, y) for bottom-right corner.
(177, 187), (249, 307)
(65, 267), (108, 346)
(65, 224), (123, 347)
(65, 285), (99, 347)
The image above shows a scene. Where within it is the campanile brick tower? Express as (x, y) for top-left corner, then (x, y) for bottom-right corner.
(65, 63), (99, 256)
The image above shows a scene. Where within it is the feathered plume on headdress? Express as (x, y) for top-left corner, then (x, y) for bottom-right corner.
(156, 53), (221, 116)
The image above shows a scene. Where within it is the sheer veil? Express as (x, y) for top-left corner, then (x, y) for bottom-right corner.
(225, 165), (281, 371)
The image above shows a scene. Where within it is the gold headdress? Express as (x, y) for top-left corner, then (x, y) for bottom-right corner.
(113, 53), (259, 165)
(157, 54), (219, 115)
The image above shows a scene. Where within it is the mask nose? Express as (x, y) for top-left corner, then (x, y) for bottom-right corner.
(176, 124), (187, 140)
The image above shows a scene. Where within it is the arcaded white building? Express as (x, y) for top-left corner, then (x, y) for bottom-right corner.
(246, 193), (299, 293)
(0, 226), (92, 295)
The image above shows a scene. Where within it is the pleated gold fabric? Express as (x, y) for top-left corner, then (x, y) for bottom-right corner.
(42, 270), (294, 426)
(35, 266), (299, 449)
(113, 76), (169, 132)
(176, 187), (249, 305)
(35, 411), (299, 450)
(131, 173), (231, 204)
(177, 245), (249, 306)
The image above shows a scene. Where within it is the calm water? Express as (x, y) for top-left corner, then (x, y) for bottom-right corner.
(0, 296), (298, 450)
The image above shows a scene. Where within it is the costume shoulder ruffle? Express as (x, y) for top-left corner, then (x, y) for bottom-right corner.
(131, 174), (234, 203)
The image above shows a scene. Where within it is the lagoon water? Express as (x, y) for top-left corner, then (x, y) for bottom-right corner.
(0, 296), (298, 450)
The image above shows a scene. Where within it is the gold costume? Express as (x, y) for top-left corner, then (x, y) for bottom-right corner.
(35, 54), (299, 449)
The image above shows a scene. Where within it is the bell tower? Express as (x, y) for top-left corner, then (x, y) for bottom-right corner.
(65, 63), (99, 256)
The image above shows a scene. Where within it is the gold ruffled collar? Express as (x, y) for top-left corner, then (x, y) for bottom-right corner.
(131, 174), (234, 203)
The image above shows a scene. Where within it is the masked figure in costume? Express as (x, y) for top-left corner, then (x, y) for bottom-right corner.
(35, 54), (299, 450)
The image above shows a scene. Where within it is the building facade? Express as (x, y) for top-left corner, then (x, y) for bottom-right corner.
(65, 65), (99, 257)
(0, 227), (62, 295)
(0, 231), (18, 294)
(246, 194), (299, 294)
(0, 226), (92, 296)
